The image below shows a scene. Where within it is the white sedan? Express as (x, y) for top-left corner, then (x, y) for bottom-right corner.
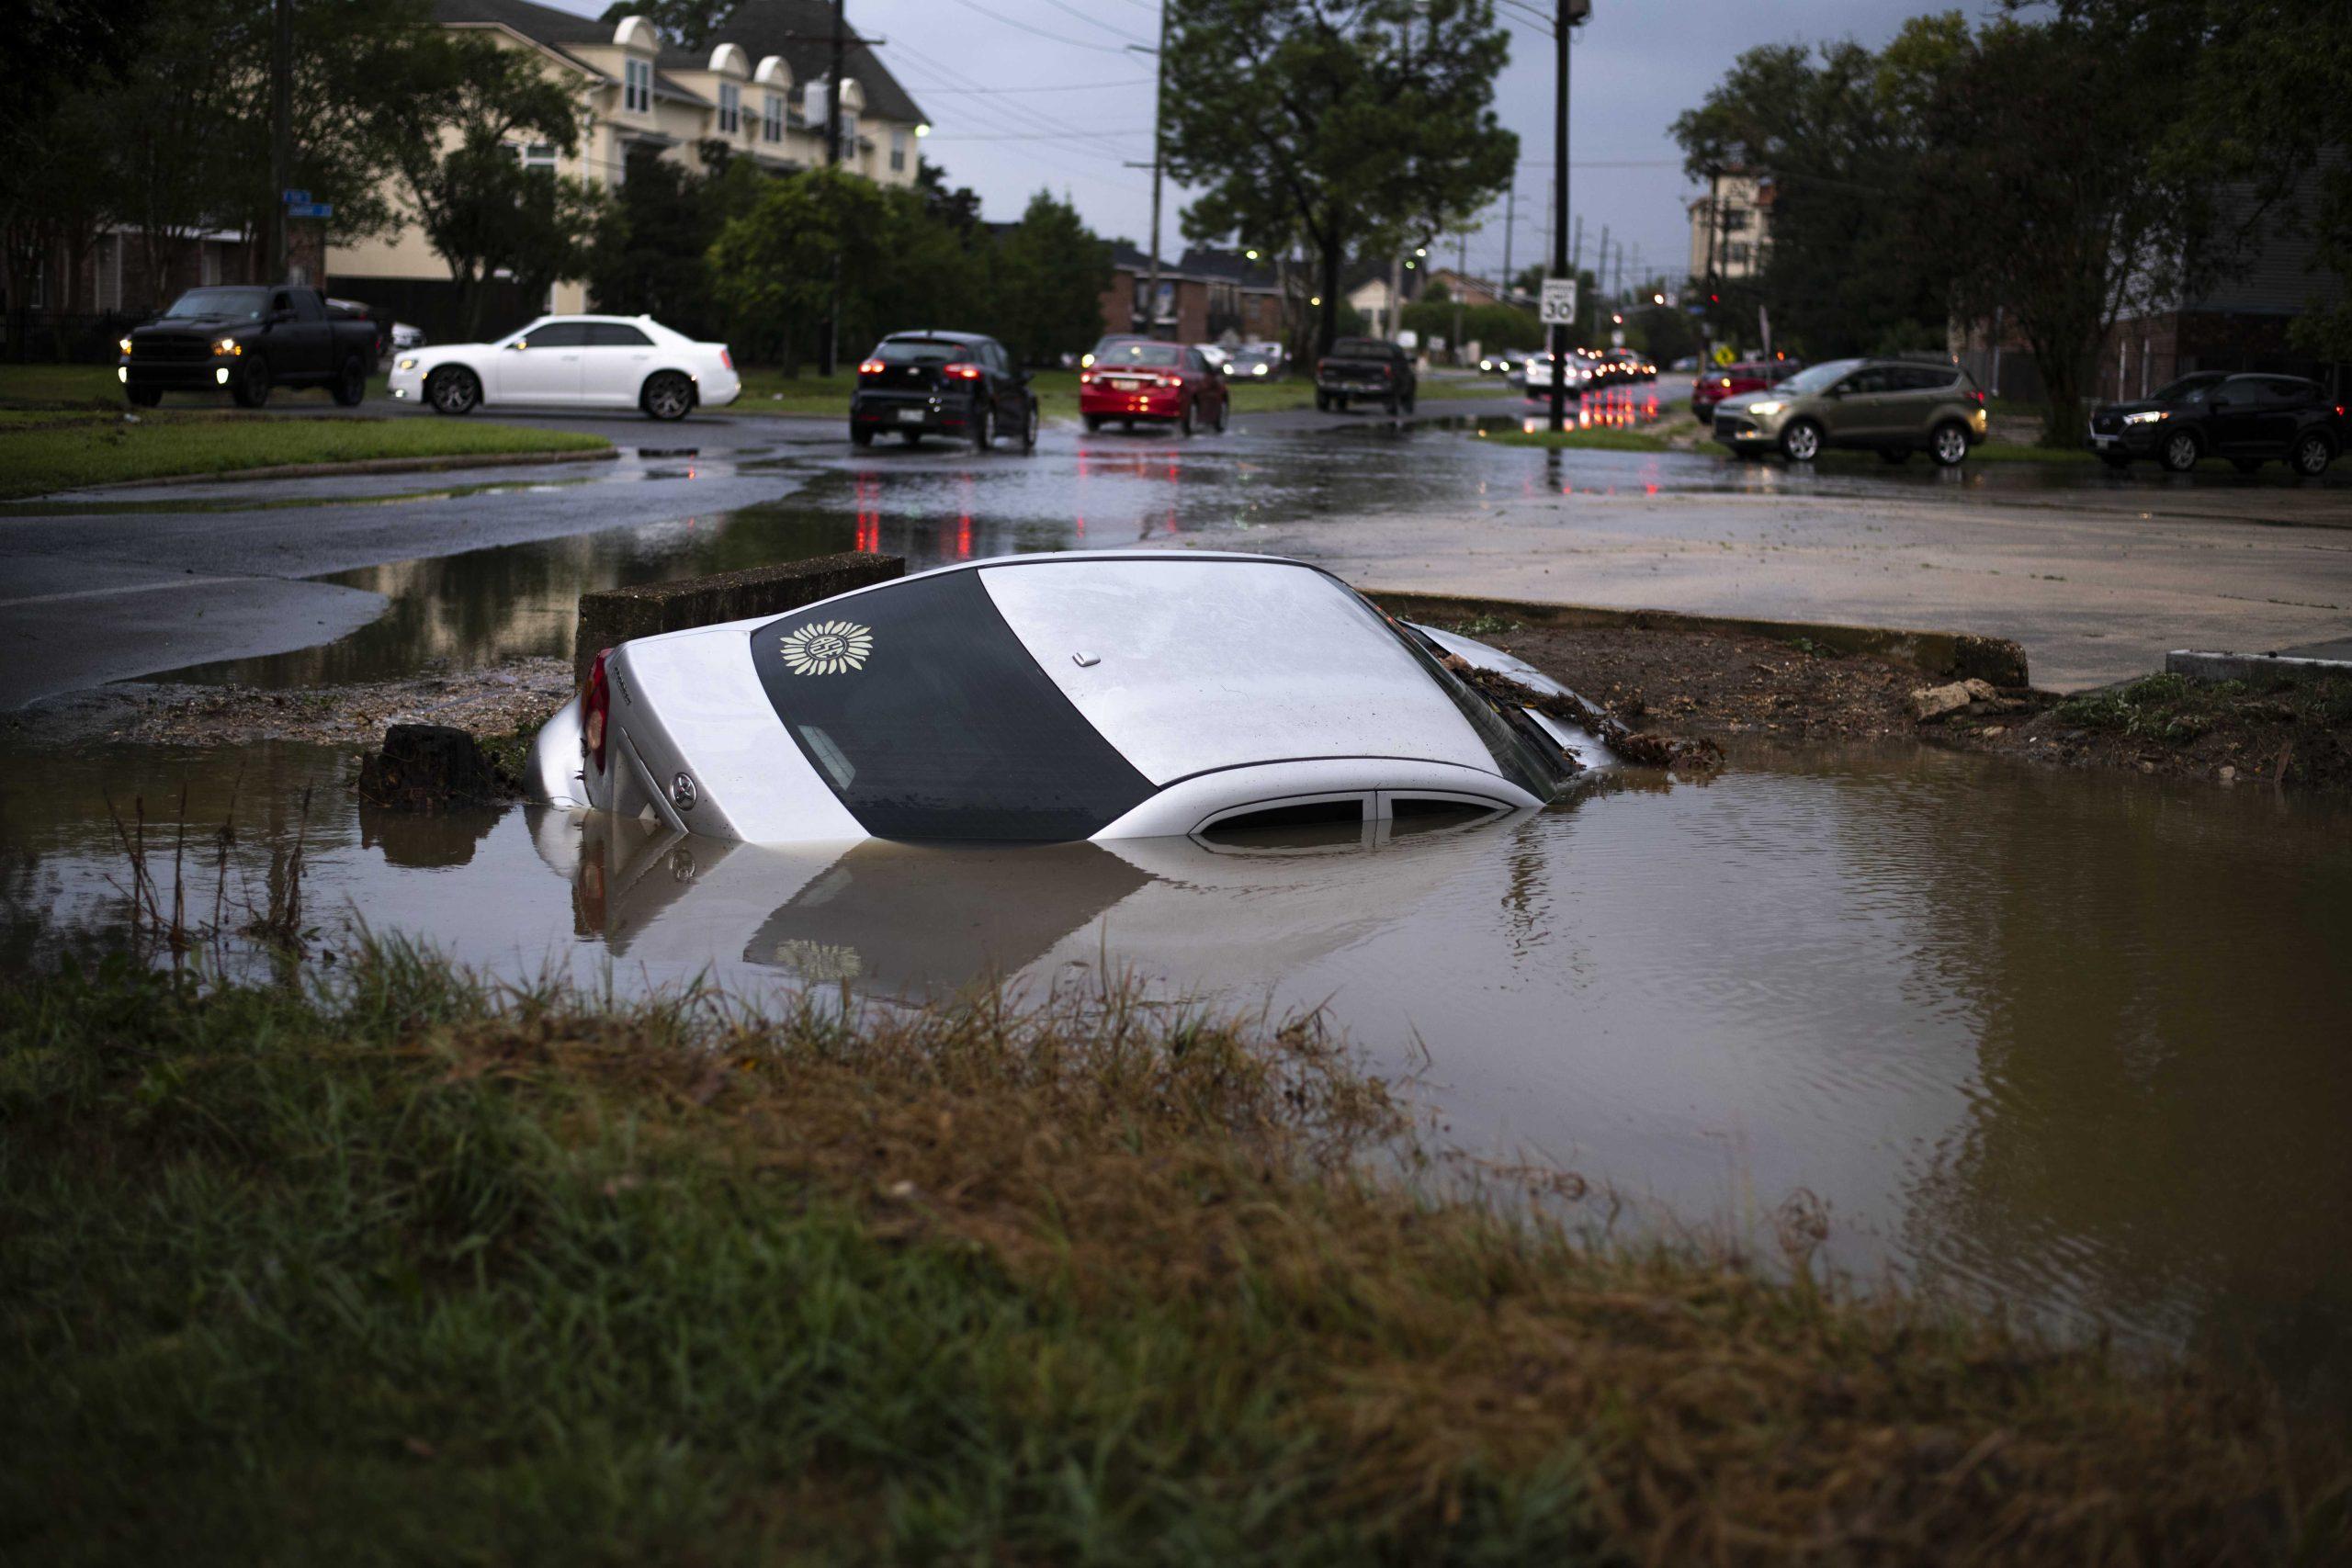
(387, 313), (741, 421)
(525, 550), (1613, 847)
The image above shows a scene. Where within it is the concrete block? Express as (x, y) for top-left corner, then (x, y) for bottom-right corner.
(573, 552), (904, 688)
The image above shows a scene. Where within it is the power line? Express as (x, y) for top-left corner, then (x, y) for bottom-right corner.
(913, 79), (1156, 95)
(930, 130), (1153, 141)
(944, 0), (1137, 54)
(1033, 0), (1153, 47)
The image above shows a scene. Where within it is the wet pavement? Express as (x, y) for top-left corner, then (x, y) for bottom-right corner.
(6, 737), (2347, 1402)
(6, 382), (2347, 703)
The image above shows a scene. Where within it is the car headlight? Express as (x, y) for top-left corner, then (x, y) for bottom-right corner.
(1252, 363), (1267, 375)
(119, 336), (133, 355)
(397, 356), (418, 372)
(2122, 410), (2166, 424)
(1747, 400), (1784, 416)
(213, 338), (242, 356)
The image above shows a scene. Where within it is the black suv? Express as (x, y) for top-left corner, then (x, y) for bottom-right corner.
(852, 331), (1039, 451)
(2088, 372), (2344, 476)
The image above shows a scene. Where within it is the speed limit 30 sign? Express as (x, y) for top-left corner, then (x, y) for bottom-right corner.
(1539, 277), (1578, 325)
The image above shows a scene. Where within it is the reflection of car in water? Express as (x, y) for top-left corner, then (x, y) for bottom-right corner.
(526, 553), (1612, 849)
(532, 783), (1583, 1007)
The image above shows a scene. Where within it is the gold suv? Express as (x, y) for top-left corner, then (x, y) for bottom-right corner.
(1711, 357), (1989, 467)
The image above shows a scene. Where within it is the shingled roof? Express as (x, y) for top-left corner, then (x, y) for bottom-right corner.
(437, 0), (925, 125)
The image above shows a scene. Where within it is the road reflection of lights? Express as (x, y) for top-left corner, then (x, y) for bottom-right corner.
(854, 473), (880, 554)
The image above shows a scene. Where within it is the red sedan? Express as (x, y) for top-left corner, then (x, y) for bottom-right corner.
(1080, 342), (1229, 434)
(1691, 359), (1801, 422)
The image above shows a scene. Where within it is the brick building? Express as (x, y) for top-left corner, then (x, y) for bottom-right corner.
(1100, 243), (1285, 344)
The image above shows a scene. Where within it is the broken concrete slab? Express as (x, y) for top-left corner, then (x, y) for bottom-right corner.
(356, 724), (501, 811)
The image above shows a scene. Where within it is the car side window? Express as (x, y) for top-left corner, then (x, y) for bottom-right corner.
(989, 342), (1012, 375)
(2260, 377), (2315, 405)
(1185, 349), (1206, 372)
(270, 291), (293, 318)
(587, 323), (651, 347)
(1901, 367), (1956, 392)
(1839, 368), (1887, 396)
(526, 322), (591, 348)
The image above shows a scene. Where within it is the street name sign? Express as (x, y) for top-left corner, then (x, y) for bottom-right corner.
(287, 202), (334, 220)
(1539, 277), (1578, 325)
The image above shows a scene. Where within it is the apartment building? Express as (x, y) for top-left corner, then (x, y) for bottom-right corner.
(1686, 169), (1770, 284)
(332, 0), (928, 336)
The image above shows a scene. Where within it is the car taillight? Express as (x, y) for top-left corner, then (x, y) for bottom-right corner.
(946, 362), (982, 380)
(582, 648), (612, 773)
(1967, 389), (1985, 406)
(858, 358), (886, 376)
(720, 347), (734, 371)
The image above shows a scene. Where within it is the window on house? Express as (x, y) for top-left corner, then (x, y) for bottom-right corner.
(1727, 241), (1751, 265)
(763, 93), (783, 141)
(718, 82), (741, 135)
(840, 107), (858, 152)
(889, 128), (906, 171)
(624, 58), (651, 114)
(514, 141), (557, 175)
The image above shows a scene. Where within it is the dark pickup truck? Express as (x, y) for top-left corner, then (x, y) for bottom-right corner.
(120, 284), (377, 408)
(1314, 336), (1417, 414)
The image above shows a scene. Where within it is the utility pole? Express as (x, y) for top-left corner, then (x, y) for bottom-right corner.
(1500, 184), (1514, 298)
(1547, 5), (1582, 433)
(819, 0), (846, 377)
(1453, 231), (1467, 362)
(269, 0), (292, 281)
(1144, 3), (1170, 339)
(1569, 213), (1582, 273)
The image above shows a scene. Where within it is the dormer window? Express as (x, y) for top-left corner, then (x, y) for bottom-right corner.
(624, 57), (652, 115)
(718, 82), (741, 134)
(763, 93), (783, 142)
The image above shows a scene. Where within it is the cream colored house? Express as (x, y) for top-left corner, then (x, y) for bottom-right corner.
(331, 0), (928, 333)
(1686, 169), (1770, 284)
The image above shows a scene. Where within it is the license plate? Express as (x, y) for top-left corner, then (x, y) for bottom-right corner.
(1111, 378), (1140, 390)
(896, 407), (924, 424)
(2090, 433), (2115, 446)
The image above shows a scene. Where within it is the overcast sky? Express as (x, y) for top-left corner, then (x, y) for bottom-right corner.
(547, 1), (1963, 288)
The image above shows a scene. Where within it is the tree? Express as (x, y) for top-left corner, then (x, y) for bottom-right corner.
(1164, 0), (1518, 356)
(2151, 0), (2352, 358)
(1909, 6), (2222, 443)
(598, 0), (737, 51)
(1671, 17), (1963, 361)
(380, 34), (603, 337)
(707, 168), (893, 370)
(988, 191), (1112, 366)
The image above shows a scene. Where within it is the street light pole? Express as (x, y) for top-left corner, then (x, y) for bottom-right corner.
(820, 0), (846, 378)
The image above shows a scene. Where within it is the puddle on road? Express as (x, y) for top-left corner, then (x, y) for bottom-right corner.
(7, 738), (2348, 1402)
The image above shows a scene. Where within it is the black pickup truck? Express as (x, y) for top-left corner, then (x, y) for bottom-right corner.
(120, 284), (378, 408)
(1314, 336), (1417, 414)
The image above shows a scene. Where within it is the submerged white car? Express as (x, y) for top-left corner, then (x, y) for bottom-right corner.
(387, 313), (741, 420)
(526, 552), (1610, 847)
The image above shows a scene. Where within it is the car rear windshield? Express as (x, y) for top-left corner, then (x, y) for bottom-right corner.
(750, 571), (1155, 842)
(1095, 343), (1181, 367)
(873, 338), (968, 365)
(162, 288), (269, 321)
(1331, 338), (1391, 358)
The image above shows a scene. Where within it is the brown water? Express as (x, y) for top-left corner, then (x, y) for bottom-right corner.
(5, 739), (2348, 1399)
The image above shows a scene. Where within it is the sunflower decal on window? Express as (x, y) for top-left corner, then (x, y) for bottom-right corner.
(778, 619), (874, 675)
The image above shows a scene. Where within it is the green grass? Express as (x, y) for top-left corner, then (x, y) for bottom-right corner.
(1484, 425), (1674, 452)
(0, 408), (609, 498)
(1, 945), (2341, 1565)
(2053, 670), (2352, 745)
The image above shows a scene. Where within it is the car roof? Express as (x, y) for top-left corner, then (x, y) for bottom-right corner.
(886, 329), (988, 344)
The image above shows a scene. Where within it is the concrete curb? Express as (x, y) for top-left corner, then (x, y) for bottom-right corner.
(1362, 589), (2031, 687)
(62, 446), (619, 494)
(2166, 649), (2352, 684)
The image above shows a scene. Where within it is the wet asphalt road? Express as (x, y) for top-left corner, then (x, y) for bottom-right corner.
(2, 379), (2347, 704)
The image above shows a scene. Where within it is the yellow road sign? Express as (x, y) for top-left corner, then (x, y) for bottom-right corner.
(1712, 344), (1735, 367)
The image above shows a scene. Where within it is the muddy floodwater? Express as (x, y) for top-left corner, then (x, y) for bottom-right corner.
(6, 739), (2348, 1401)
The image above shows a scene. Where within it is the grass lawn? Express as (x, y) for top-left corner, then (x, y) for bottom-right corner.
(1702, 434), (2096, 467)
(0, 944), (2339, 1564)
(1484, 425), (1675, 452)
(0, 409), (609, 498)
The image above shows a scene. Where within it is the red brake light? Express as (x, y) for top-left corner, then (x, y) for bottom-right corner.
(582, 649), (612, 773)
(720, 347), (734, 371)
(858, 358), (886, 376)
(1968, 389), (1985, 406)
(946, 362), (983, 380)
